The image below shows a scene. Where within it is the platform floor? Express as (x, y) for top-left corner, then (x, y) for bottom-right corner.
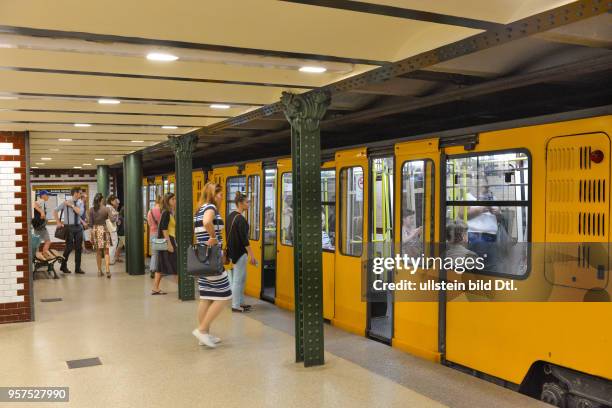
(0, 254), (549, 408)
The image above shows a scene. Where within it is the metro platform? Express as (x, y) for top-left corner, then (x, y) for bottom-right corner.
(0, 254), (547, 408)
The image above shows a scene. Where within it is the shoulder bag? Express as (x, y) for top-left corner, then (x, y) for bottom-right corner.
(54, 209), (68, 240)
(151, 210), (169, 251)
(187, 205), (224, 276)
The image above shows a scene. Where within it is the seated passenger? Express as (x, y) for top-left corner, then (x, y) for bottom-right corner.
(401, 209), (422, 256)
(445, 220), (479, 261)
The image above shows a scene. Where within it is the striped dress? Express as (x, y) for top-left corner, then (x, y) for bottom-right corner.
(194, 203), (232, 300)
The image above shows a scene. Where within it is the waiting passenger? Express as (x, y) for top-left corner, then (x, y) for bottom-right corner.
(114, 207), (125, 263)
(106, 195), (120, 264)
(465, 183), (500, 271)
(226, 191), (257, 313)
(153, 193), (177, 295)
(54, 188), (85, 274)
(32, 190), (52, 259)
(147, 195), (163, 278)
(401, 209), (422, 257)
(88, 193), (112, 278)
(192, 182), (231, 348)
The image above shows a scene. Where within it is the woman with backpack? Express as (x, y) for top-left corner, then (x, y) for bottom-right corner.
(153, 192), (177, 295)
(226, 191), (257, 313)
(191, 182), (231, 348)
(147, 195), (163, 279)
(88, 193), (112, 278)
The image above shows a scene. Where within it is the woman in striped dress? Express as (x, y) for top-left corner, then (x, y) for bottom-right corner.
(191, 182), (232, 348)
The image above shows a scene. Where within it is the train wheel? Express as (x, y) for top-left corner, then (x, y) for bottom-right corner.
(541, 382), (567, 407)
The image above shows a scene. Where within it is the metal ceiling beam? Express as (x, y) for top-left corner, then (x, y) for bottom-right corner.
(0, 67), (315, 90)
(196, 0), (610, 137)
(400, 70), (488, 85)
(0, 25), (388, 67)
(280, 0), (503, 30)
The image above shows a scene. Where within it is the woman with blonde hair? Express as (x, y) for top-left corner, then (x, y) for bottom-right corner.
(192, 182), (231, 348)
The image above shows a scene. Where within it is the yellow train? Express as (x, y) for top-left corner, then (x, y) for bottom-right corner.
(143, 114), (612, 407)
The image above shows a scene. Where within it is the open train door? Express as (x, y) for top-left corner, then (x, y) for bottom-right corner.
(393, 138), (441, 361)
(244, 162), (264, 299)
(334, 148), (368, 335)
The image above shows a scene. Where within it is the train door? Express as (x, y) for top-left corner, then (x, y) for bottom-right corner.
(368, 154), (394, 342)
(393, 139), (441, 361)
(244, 162), (263, 299)
(192, 170), (205, 214)
(275, 158), (294, 310)
(142, 178), (149, 258)
(261, 165), (277, 302)
(334, 148), (368, 335)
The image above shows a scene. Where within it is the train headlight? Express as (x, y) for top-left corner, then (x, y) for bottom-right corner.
(590, 149), (604, 163)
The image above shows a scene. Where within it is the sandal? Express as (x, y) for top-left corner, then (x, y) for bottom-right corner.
(241, 304), (252, 310)
(151, 290), (167, 295)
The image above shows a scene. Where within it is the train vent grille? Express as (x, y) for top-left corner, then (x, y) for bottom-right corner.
(577, 212), (606, 237)
(579, 146), (593, 170)
(578, 179), (606, 203)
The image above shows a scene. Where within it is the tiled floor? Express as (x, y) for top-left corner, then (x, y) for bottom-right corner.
(0, 255), (548, 408)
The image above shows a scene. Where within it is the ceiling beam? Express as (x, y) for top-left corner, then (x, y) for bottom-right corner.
(2, 109), (231, 119)
(0, 67), (315, 90)
(280, 0), (503, 30)
(0, 25), (388, 67)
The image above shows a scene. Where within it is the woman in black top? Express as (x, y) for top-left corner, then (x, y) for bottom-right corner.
(226, 191), (257, 312)
(154, 193), (176, 295)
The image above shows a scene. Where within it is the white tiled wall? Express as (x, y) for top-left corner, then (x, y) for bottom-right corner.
(0, 142), (24, 304)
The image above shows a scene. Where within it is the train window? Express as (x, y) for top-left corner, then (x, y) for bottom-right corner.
(226, 176), (246, 216)
(401, 160), (433, 256)
(248, 175), (261, 241)
(340, 166), (364, 256)
(321, 169), (336, 252)
(280, 172), (293, 246)
(446, 151), (530, 277)
(264, 169), (277, 260)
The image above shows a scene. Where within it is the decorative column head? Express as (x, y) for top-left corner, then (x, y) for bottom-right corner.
(280, 90), (331, 131)
(168, 133), (198, 155)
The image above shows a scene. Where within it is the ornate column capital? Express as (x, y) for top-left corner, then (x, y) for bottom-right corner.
(280, 90), (331, 132)
(168, 133), (198, 155)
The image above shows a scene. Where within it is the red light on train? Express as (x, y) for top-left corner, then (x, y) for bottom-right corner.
(590, 150), (604, 163)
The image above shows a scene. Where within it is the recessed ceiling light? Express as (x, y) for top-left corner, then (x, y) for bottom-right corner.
(73, 166), (82, 169)
(35, 162), (44, 165)
(74, 123), (91, 127)
(98, 98), (121, 105)
(95, 158), (105, 161)
(40, 157), (52, 161)
(299, 66), (327, 73)
(50, 148), (60, 151)
(83, 163), (92, 166)
(131, 140), (144, 143)
(58, 138), (73, 142)
(31, 166), (39, 169)
(162, 125), (178, 130)
(210, 104), (231, 109)
(146, 52), (178, 62)
(0, 96), (18, 100)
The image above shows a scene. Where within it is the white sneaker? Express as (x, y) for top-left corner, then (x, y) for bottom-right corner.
(192, 329), (216, 348)
(198, 335), (221, 345)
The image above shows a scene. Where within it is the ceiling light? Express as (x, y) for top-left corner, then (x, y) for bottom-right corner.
(83, 163), (92, 166)
(58, 138), (73, 142)
(95, 158), (105, 161)
(299, 66), (327, 73)
(0, 96), (18, 100)
(50, 148), (60, 151)
(131, 140), (144, 143)
(210, 104), (231, 109)
(35, 162), (44, 165)
(40, 157), (52, 161)
(74, 123), (91, 127)
(146, 52), (178, 62)
(98, 98), (121, 105)
(162, 125), (178, 130)
(73, 166), (82, 169)
(31, 166), (39, 169)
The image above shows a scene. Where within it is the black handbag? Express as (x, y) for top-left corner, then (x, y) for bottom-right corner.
(54, 209), (68, 241)
(187, 244), (224, 277)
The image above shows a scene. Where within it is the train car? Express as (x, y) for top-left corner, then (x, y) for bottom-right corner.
(203, 114), (611, 407)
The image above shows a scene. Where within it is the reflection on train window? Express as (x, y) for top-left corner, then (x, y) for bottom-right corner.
(371, 157), (394, 258)
(321, 169), (336, 251)
(280, 172), (293, 246)
(142, 186), (147, 218)
(264, 169), (277, 260)
(226, 176), (246, 216)
(340, 166), (364, 256)
(401, 160), (433, 257)
(446, 151), (530, 277)
(248, 175), (261, 241)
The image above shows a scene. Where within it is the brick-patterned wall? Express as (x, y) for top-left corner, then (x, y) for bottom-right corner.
(0, 132), (30, 323)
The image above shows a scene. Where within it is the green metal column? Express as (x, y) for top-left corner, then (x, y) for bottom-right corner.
(96, 165), (109, 198)
(123, 153), (144, 275)
(169, 134), (197, 301)
(281, 90), (330, 367)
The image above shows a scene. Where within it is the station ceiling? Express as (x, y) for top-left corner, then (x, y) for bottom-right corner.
(0, 0), (609, 171)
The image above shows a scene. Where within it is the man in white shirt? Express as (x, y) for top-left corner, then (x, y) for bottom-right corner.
(466, 185), (500, 271)
(54, 188), (85, 274)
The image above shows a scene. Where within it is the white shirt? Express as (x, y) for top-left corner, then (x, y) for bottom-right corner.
(466, 192), (498, 234)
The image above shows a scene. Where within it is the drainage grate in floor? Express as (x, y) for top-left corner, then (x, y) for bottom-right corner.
(66, 357), (102, 369)
(40, 298), (63, 302)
